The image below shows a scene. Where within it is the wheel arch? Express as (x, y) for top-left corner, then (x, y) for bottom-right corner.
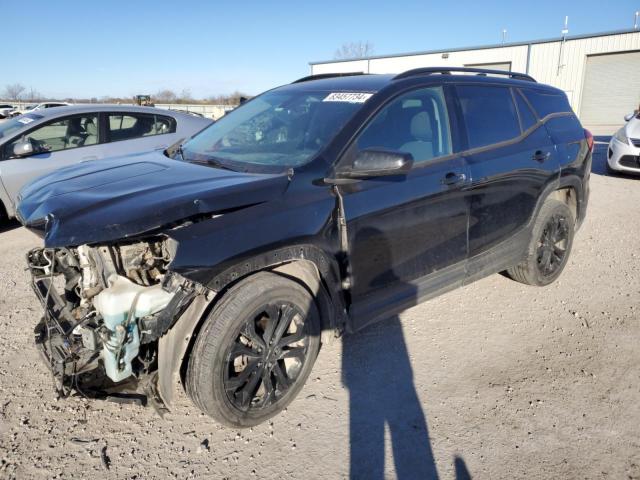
(532, 176), (583, 230)
(547, 185), (578, 222)
(158, 244), (347, 408)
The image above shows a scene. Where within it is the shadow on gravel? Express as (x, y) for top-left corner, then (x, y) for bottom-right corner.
(343, 316), (439, 480)
(342, 227), (470, 480)
(0, 219), (20, 234)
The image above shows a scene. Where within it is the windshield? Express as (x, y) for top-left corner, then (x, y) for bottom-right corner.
(0, 114), (43, 140)
(181, 89), (371, 171)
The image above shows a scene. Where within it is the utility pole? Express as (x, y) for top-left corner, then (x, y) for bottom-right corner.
(557, 16), (569, 75)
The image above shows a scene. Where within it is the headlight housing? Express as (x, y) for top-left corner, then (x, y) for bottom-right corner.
(614, 127), (629, 145)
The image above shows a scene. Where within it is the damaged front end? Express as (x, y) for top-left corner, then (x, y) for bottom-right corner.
(27, 237), (199, 402)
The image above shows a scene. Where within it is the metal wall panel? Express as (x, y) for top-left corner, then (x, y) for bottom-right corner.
(311, 46), (528, 76)
(310, 31), (640, 132)
(464, 62), (512, 71)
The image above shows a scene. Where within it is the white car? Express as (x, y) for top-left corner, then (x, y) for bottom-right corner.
(11, 102), (70, 117)
(0, 104), (16, 119)
(608, 113), (640, 174)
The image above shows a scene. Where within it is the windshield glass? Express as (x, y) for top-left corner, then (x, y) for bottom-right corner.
(0, 114), (42, 139)
(181, 89), (371, 171)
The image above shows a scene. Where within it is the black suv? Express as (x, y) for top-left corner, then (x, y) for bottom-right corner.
(18, 67), (592, 427)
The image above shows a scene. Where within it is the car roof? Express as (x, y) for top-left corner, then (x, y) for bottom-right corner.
(21, 104), (200, 119)
(281, 74), (396, 93)
(282, 70), (562, 95)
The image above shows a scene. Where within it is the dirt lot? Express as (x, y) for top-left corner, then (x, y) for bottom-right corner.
(0, 143), (639, 479)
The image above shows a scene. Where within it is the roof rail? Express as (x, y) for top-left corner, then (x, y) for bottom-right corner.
(393, 67), (536, 82)
(292, 72), (365, 83)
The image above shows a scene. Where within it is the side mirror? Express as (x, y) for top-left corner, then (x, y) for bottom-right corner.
(335, 148), (414, 180)
(624, 113), (635, 122)
(12, 139), (34, 158)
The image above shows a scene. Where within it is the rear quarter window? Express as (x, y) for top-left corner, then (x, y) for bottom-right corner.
(522, 89), (572, 117)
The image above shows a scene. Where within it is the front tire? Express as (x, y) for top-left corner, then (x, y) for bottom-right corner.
(186, 272), (321, 427)
(507, 199), (574, 286)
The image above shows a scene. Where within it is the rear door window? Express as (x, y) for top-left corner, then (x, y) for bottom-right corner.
(456, 85), (520, 149)
(108, 113), (176, 142)
(522, 89), (572, 117)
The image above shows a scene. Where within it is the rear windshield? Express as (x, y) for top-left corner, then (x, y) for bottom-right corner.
(522, 89), (572, 118)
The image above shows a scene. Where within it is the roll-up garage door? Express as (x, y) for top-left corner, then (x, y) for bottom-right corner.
(580, 51), (640, 133)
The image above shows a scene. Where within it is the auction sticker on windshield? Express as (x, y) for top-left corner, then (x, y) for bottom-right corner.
(16, 114), (43, 125)
(323, 92), (373, 103)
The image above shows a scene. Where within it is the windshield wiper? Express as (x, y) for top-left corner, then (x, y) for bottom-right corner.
(190, 156), (238, 172)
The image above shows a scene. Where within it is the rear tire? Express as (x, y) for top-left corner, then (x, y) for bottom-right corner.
(186, 272), (321, 427)
(506, 199), (574, 286)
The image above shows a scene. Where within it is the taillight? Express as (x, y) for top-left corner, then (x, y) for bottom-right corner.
(584, 128), (594, 151)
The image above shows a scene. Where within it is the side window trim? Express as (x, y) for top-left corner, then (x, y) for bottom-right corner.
(516, 88), (540, 120)
(510, 88), (526, 134)
(445, 84), (468, 153)
(512, 88), (543, 136)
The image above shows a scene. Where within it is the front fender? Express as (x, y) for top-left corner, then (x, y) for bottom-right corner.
(167, 190), (340, 288)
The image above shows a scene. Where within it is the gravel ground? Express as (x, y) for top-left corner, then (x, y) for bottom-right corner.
(0, 142), (639, 479)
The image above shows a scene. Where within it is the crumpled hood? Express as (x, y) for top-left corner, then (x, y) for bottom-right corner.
(17, 151), (290, 247)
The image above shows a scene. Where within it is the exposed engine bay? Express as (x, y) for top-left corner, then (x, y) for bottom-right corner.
(27, 237), (187, 400)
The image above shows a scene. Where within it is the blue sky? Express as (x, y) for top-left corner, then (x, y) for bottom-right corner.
(3, 0), (639, 99)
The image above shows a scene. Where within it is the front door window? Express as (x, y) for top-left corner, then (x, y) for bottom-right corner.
(5, 115), (98, 158)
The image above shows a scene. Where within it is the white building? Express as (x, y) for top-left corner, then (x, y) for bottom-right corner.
(310, 29), (640, 134)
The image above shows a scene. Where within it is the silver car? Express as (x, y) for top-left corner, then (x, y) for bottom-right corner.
(0, 104), (16, 119)
(0, 105), (212, 220)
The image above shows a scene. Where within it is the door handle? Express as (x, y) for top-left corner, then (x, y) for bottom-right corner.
(82, 156), (98, 161)
(442, 172), (467, 186)
(532, 150), (551, 162)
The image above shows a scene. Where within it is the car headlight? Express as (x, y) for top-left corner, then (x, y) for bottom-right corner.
(614, 127), (629, 145)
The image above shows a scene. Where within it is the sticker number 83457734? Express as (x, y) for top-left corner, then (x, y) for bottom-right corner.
(322, 92), (373, 103)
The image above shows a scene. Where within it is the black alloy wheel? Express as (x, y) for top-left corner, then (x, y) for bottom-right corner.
(224, 301), (310, 411)
(186, 272), (321, 427)
(536, 213), (569, 278)
(506, 198), (575, 286)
